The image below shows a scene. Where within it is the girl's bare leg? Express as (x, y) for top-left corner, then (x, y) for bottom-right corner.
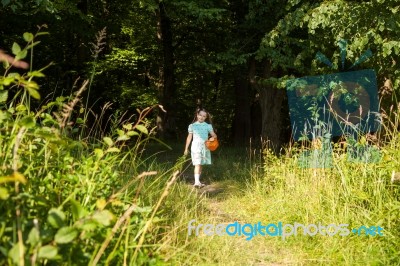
(194, 165), (201, 174)
(194, 165), (203, 185)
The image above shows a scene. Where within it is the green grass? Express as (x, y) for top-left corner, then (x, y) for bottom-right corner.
(155, 132), (400, 265)
(1, 88), (398, 265)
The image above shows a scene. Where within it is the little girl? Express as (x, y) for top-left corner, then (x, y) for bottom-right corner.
(184, 108), (217, 188)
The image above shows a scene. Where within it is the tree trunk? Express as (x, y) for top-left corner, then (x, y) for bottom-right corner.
(232, 68), (251, 145)
(251, 59), (289, 154)
(77, 0), (89, 70)
(156, 2), (176, 138)
(248, 59), (261, 145)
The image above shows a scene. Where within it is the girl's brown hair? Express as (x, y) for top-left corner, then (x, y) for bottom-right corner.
(192, 108), (213, 124)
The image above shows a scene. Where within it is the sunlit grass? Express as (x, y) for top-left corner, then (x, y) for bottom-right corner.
(161, 110), (400, 265)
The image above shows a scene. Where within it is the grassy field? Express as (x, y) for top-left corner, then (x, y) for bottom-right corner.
(1, 106), (399, 265)
(147, 133), (400, 265)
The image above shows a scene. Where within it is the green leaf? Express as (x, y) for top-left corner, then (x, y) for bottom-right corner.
(123, 123), (132, 130)
(103, 137), (113, 146)
(28, 71), (45, 78)
(126, 131), (139, 136)
(27, 227), (40, 246)
(54, 227), (78, 244)
(96, 198), (107, 210)
(0, 172), (27, 184)
(23, 32), (34, 42)
(7, 72), (20, 79)
(0, 90), (8, 103)
(0, 111), (9, 123)
(1, 76), (14, 86)
(11, 42), (21, 55)
(26, 41), (41, 50)
(36, 32), (50, 36)
(47, 208), (66, 229)
(0, 187), (9, 200)
(15, 49), (27, 60)
(94, 148), (104, 158)
(16, 104), (27, 112)
(2, 60), (10, 69)
(106, 147), (120, 153)
(25, 81), (39, 89)
(79, 220), (98, 232)
(38, 245), (58, 260)
(70, 199), (87, 221)
(92, 210), (115, 226)
(8, 243), (25, 265)
(20, 116), (36, 128)
(136, 206), (152, 213)
(27, 88), (41, 100)
(117, 135), (130, 141)
(135, 124), (148, 135)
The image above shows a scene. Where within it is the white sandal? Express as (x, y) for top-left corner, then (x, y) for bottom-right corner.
(194, 183), (206, 188)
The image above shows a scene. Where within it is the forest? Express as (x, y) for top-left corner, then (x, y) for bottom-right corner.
(0, 0), (399, 265)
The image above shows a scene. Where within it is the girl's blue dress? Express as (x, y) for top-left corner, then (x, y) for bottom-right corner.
(188, 122), (213, 165)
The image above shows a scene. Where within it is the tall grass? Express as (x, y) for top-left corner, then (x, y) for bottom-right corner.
(160, 111), (400, 265)
(0, 31), (203, 266)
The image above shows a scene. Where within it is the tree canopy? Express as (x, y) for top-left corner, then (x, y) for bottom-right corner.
(1, 0), (399, 148)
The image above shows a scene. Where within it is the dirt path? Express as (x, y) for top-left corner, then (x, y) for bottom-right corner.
(182, 181), (294, 266)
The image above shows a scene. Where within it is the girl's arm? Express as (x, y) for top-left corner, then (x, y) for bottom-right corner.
(184, 133), (193, 155)
(209, 130), (217, 140)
